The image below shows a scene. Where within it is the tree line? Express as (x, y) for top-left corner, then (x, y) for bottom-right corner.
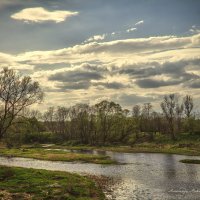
(0, 68), (199, 146)
(41, 94), (199, 145)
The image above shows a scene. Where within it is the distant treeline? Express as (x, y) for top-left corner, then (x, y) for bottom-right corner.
(5, 94), (200, 146)
(1, 68), (198, 147)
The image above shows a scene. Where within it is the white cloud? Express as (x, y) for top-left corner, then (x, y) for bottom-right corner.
(11, 7), (78, 23)
(191, 33), (200, 46)
(1, 33), (200, 109)
(75, 35), (194, 55)
(126, 27), (137, 33)
(3, 33), (198, 68)
(0, 52), (34, 71)
(189, 26), (200, 34)
(135, 20), (144, 26)
(85, 34), (106, 42)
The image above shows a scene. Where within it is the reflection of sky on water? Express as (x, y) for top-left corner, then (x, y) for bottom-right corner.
(0, 150), (200, 200)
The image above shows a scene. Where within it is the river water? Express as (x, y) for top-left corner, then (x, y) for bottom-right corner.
(0, 149), (200, 200)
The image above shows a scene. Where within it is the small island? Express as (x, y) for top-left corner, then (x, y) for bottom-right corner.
(180, 159), (200, 164)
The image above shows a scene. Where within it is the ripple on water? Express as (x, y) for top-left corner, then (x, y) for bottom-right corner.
(0, 151), (200, 200)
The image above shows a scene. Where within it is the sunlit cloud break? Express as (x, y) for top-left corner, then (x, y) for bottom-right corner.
(11, 7), (79, 23)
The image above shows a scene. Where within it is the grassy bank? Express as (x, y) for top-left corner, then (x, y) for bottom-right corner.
(0, 148), (116, 164)
(0, 165), (104, 200)
(1, 133), (200, 158)
(180, 159), (200, 164)
(45, 133), (200, 156)
(46, 143), (200, 156)
(98, 143), (200, 156)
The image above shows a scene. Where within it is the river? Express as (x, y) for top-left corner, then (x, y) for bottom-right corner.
(0, 149), (200, 200)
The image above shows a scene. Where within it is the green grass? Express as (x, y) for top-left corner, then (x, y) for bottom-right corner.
(100, 145), (200, 156)
(44, 141), (200, 156)
(0, 165), (105, 200)
(180, 159), (200, 164)
(44, 133), (200, 156)
(48, 144), (200, 156)
(2, 132), (199, 159)
(0, 148), (116, 164)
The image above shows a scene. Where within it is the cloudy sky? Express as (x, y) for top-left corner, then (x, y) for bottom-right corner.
(0, 0), (200, 110)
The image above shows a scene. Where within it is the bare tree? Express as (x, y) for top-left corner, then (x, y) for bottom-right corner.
(0, 68), (43, 139)
(183, 95), (194, 133)
(175, 103), (184, 133)
(161, 94), (178, 140)
(22, 108), (42, 120)
(183, 95), (193, 118)
(117, 109), (134, 143)
(132, 105), (141, 139)
(142, 103), (152, 118)
(55, 106), (69, 137)
(95, 100), (122, 143)
(141, 103), (154, 140)
(151, 111), (162, 135)
(72, 103), (90, 143)
(132, 105), (141, 118)
(43, 107), (55, 133)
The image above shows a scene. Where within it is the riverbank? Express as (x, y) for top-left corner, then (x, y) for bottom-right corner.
(0, 148), (116, 164)
(1, 132), (199, 162)
(42, 143), (199, 156)
(0, 165), (105, 200)
(34, 133), (200, 156)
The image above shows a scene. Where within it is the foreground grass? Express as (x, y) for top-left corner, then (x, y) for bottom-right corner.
(0, 148), (116, 164)
(0, 165), (104, 200)
(180, 159), (200, 164)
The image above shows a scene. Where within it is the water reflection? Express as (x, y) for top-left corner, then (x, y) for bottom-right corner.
(163, 154), (177, 179)
(0, 150), (200, 200)
(185, 163), (198, 183)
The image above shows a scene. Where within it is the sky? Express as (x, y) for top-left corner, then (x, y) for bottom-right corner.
(0, 0), (200, 110)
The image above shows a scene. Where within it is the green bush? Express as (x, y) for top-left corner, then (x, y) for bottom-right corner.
(4, 132), (23, 148)
(22, 132), (59, 144)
